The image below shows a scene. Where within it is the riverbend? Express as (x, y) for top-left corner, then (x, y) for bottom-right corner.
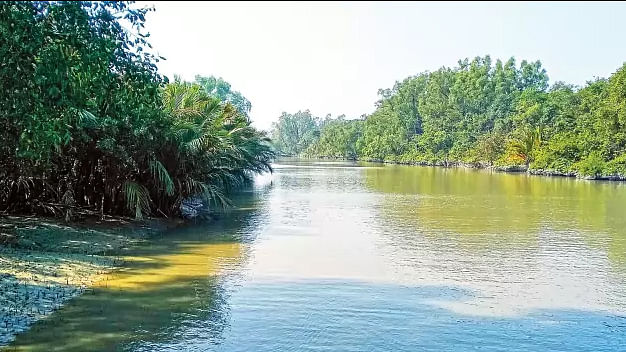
(5, 159), (626, 351)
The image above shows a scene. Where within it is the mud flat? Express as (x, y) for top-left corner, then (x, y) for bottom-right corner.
(0, 216), (178, 346)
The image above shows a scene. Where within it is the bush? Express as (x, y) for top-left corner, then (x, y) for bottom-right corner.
(573, 152), (605, 177)
(605, 154), (626, 175)
(0, 2), (274, 220)
(532, 133), (580, 172)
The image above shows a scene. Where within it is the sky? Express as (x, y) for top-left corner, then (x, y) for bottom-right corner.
(140, 1), (626, 131)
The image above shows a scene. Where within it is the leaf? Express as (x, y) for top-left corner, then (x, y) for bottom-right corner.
(122, 181), (151, 220)
(149, 159), (174, 196)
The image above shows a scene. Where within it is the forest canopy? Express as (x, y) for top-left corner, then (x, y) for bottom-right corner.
(2, 1), (625, 223)
(271, 56), (626, 178)
(0, 1), (274, 220)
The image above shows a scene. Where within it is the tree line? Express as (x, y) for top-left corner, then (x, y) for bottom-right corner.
(0, 1), (274, 220)
(272, 56), (626, 178)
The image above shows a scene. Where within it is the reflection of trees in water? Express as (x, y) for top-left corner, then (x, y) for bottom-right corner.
(275, 165), (366, 194)
(361, 165), (626, 316)
(363, 165), (626, 271)
(9, 191), (268, 351)
(269, 164), (369, 230)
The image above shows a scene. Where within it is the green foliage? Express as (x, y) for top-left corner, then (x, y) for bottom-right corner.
(0, 1), (275, 220)
(532, 132), (580, 172)
(470, 132), (507, 166)
(506, 127), (542, 166)
(573, 152), (606, 178)
(194, 75), (252, 118)
(306, 117), (363, 159)
(270, 110), (320, 155)
(281, 55), (626, 179)
(605, 154), (626, 175)
(123, 181), (151, 220)
(359, 106), (408, 161)
(146, 79), (275, 217)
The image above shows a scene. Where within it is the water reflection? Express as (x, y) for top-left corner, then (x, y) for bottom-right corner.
(364, 165), (626, 266)
(7, 159), (626, 351)
(363, 164), (626, 316)
(7, 194), (267, 352)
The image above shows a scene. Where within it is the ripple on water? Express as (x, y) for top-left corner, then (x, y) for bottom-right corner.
(8, 159), (626, 351)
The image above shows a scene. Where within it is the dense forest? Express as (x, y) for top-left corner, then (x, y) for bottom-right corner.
(2, 2), (625, 224)
(0, 1), (274, 220)
(272, 57), (626, 179)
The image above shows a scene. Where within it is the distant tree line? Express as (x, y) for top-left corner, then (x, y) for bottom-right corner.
(271, 56), (626, 178)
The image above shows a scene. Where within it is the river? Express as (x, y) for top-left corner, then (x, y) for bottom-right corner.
(7, 159), (626, 351)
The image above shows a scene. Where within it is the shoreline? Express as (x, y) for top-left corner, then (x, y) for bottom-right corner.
(295, 156), (626, 182)
(0, 216), (182, 347)
(387, 160), (626, 181)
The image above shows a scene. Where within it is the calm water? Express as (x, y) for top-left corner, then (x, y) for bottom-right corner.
(8, 159), (626, 351)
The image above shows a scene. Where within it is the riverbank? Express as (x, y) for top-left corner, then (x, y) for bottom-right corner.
(301, 156), (626, 181)
(0, 216), (182, 346)
(419, 160), (626, 181)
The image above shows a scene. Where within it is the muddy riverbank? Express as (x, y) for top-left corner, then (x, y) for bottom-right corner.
(0, 216), (182, 346)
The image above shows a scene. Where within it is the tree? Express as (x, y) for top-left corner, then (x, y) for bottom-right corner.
(0, 1), (166, 217)
(473, 132), (506, 166)
(0, 1), (275, 220)
(270, 110), (320, 155)
(506, 127), (542, 166)
(307, 117), (362, 159)
(270, 54), (626, 179)
(194, 75), (252, 118)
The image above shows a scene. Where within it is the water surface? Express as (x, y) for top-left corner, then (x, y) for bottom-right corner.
(8, 159), (626, 351)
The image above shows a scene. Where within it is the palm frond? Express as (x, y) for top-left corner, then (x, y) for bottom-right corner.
(149, 159), (174, 196)
(123, 181), (151, 220)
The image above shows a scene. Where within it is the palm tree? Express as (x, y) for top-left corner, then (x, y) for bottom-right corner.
(133, 80), (274, 219)
(508, 126), (542, 166)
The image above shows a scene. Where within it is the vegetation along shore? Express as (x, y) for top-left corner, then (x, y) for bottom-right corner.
(0, 1), (275, 222)
(2, 0), (626, 347)
(0, 1), (272, 346)
(271, 57), (626, 181)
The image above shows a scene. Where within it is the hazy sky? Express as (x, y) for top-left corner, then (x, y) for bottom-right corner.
(140, 1), (626, 131)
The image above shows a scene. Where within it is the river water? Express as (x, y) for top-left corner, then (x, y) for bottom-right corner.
(8, 159), (626, 351)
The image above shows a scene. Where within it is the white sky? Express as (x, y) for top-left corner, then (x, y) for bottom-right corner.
(140, 1), (626, 131)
